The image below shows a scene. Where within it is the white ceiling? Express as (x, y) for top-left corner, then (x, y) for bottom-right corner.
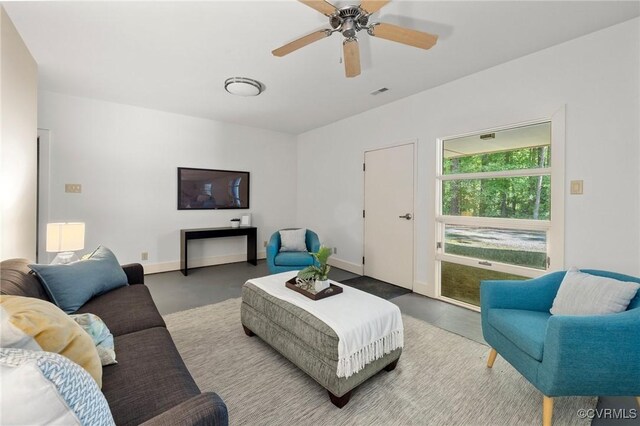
(4, 1), (639, 134)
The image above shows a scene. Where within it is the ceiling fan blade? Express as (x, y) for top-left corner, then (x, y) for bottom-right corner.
(299, 0), (338, 16)
(360, 0), (390, 15)
(272, 30), (331, 57)
(343, 39), (361, 78)
(370, 22), (438, 50)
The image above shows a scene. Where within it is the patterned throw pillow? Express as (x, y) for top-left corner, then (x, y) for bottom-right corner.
(0, 348), (114, 426)
(71, 313), (117, 366)
(279, 228), (308, 252)
(0, 295), (102, 387)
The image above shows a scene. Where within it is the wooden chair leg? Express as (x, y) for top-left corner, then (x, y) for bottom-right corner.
(242, 325), (255, 337)
(487, 348), (498, 368)
(543, 396), (553, 426)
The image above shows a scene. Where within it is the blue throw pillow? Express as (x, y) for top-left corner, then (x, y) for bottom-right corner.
(70, 313), (117, 366)
(29, 246), (128, 313)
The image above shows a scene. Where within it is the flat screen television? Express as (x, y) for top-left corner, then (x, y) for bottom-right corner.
(178, 167), (250, 210)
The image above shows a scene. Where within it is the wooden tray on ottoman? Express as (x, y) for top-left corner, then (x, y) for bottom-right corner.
(285, 277), (343, 301)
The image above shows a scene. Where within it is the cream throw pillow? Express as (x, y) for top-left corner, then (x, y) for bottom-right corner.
(0, 295), (103, 387)
(279, 228), (308, 252)
(550, 268), (640, 315)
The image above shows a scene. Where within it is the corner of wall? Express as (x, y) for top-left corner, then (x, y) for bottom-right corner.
(0, 6), (38, 261)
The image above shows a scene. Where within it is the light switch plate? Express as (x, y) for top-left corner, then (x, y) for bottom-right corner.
(65, 184), (82, 193)
(570, 180), (583, 195)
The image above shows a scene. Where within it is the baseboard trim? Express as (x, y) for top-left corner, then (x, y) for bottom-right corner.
(328, 257), (363, 275)
(143, 252), (266, 275)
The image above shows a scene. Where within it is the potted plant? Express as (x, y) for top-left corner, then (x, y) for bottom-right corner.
(297, 245), (332, 292)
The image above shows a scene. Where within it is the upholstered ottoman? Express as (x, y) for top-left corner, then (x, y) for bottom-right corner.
(240, 274), (402, 408)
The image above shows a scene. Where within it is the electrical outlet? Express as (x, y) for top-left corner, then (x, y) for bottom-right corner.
(141, 252), (148, 261)
(263, 241), (268, 247)
(65, 184), (82, 193)
(334, 247), (337, 254)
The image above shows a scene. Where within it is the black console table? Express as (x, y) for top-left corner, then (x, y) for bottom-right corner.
(180, 226), (257, 276)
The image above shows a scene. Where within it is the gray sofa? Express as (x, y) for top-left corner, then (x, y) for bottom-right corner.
(0, 258), (228, 426)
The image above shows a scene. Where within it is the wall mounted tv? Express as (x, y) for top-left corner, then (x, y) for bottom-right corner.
(178, 167), (250, 210)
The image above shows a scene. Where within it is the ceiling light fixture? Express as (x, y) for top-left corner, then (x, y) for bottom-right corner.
(224, 77), (265, 97)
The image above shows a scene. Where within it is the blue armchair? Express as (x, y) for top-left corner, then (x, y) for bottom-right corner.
(481, 270), (640, 426)
(266, 229), (321, 274)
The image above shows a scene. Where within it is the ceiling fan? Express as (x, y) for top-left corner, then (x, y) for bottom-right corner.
(272, 0), (438, 78)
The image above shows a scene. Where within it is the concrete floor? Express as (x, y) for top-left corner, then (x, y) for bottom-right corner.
(145, 260), (637, 426)
(145, 260), (356, 316)
(146, 260), (485, 344)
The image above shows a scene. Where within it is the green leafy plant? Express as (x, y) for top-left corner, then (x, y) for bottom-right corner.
(297, 245), (332, 282)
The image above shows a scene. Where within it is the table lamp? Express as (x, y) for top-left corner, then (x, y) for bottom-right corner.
(46, 222), (85, 264)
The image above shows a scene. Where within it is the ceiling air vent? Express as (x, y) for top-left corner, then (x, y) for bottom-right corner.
(370, 87), (389, 96)
(480, 133), (496, 140)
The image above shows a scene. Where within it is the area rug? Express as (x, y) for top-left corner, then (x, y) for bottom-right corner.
(340, 275), (412, 300)
(165, 298), (596, 426)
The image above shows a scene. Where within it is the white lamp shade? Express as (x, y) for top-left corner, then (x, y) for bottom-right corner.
(46, 223), (85, 252)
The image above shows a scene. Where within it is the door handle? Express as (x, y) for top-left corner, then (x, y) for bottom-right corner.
(399, 213), (412, 220)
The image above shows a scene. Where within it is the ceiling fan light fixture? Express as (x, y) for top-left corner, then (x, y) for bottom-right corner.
(273, 0), (437, 78)
(342, 18), (357, 38)
(224, 77), (265, 97)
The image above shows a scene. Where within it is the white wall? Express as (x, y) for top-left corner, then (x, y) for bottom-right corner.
(297, 18), (640, 294)
(38, 92), (298, 271)
(0, 6), (38, 261)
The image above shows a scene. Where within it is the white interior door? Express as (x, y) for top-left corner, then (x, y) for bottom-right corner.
(364, 143), (414, 289)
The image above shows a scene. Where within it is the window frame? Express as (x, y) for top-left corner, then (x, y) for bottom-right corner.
(434, 111), (565, 311)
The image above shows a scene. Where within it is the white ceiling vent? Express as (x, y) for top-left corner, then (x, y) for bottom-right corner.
(370, 87), (389, 96)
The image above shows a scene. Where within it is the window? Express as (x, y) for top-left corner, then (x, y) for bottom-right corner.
(436, 119), (564, 310)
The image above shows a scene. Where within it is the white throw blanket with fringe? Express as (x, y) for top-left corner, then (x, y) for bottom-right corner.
(246, 271), (404, 378)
